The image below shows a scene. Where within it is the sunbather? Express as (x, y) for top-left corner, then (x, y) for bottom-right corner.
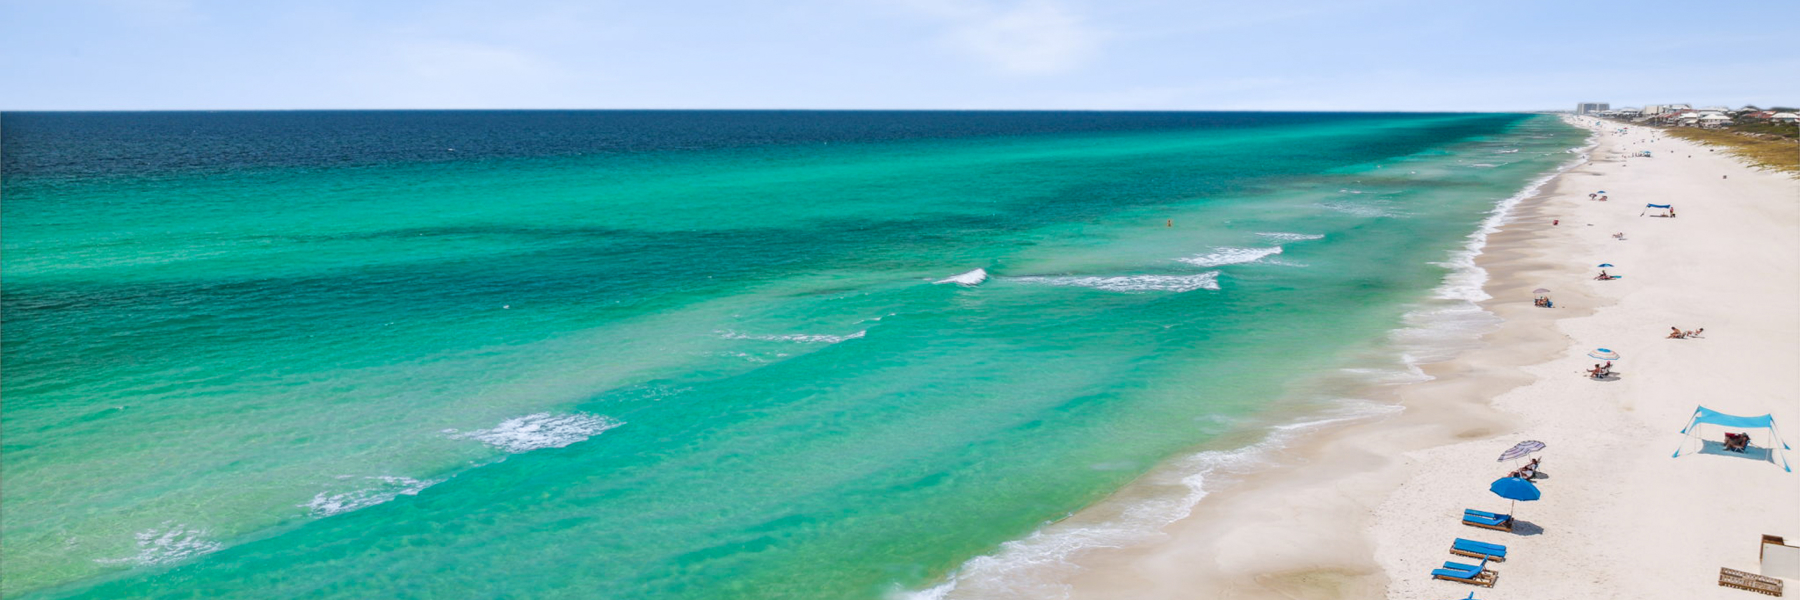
(1586, 364), (1608, 378)
(1668, 326), (1685, 339)
(1686, 328), (1704, 338)
(1509, 457), (1540, 479)
(1594, 270), (1611, 280)
(1724, 433), (1750, 453)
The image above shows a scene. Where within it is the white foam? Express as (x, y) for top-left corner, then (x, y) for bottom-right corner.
(447, 412), (624, 453)
(935, 268), (989, 286)
(1176, 246), (1282, 268)
(1255, 232), (1324, 242)
(1012, 272), (1220, 293)
(1389, 121), (1595, 370)
(718, 330), (867, 344)
(95, 522), (222, 566)
(900, 400), (1401, 600)
(302, 476), (437, 518)
(1318, 201), (1400, 218)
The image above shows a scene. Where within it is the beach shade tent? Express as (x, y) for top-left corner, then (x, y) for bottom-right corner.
(1532, 288), (1551, 294)
(1499, 440), (1546, 462)
(1597, 263), (1614, 268)
(1641, 204), (1673, 217)
(1588, 348), (1620, 360)
(1489, 476), (1541, 517)
(1672, 406), (1793, 472)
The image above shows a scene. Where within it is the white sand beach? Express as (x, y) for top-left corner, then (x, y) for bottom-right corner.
(1036, 117), (1800, 599)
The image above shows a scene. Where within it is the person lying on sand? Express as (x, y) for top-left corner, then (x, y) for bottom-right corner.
(1668, 327), (1686, 339)
(1686, 328), (1704, 338)
(1613, 232), (1626, 240)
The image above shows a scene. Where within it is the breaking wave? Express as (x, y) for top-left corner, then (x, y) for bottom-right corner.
(446, 412), (624, 454)
(718, 330), (867, 344)
(1256, 232), (1324, 242)
(1011, 272), (1220, 293)
(95, 522), (222, 566)
(302, 476), (438, 518)
(1176, 246), (1282, 268)
(934, 268), (989, 286)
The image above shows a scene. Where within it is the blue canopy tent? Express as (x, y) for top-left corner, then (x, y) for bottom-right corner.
(1641, 203), (1673, 216)
(1673, 406), (1792, 472)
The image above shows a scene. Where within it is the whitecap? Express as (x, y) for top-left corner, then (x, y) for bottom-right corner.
(95, 522), (222, 566)
(1012, 272), (1219, 293)
(1318, 201), (1398, 218)
(1176, 246), (1282, 268)
(1255, 232), (1324, 242)
(302, 476), (437, 518)
(718, 330), (867, 344)
(934, 268), (989, 286)
(449, 412), (624, 453)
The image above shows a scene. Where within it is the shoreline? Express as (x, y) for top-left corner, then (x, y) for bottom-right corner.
(920, 116), (1596, 599)
(934, 115), (1800, 599)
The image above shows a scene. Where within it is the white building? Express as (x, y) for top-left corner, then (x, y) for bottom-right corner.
(1772, 113), (1800, 124)
(1575, 102), (1610, 114)
(1699, 114), (1732, 128)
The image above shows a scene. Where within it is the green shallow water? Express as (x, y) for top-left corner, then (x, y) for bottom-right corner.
(0, 111), (1584, 598)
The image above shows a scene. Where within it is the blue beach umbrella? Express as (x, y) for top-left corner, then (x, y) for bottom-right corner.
(1598, 263), (1614, 268)
(1588, 348), (1620, 360)
(1490, 475), (1542, 517)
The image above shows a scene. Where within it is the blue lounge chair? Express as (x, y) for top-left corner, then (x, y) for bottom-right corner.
(1450, 538), (1507, 562)
(1461, 509), (1514, 532)
(1432, 556), (1498, 587)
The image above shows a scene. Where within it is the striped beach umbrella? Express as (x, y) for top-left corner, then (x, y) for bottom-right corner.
(1588, 348), (1620, 360)
(1498, 440), (1546, 462)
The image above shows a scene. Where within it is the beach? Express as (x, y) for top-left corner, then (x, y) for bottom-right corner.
(1033, 117), (1800, 599)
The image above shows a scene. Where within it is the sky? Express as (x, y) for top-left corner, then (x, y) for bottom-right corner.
(3, 0), (1797, 111)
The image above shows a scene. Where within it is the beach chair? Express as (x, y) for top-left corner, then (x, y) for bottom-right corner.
(1718, 567), (1783, 596)
(1461, 509), (1514, 532)
(1450, 538), (1508, 562)
(1431, 557), (1498, 587)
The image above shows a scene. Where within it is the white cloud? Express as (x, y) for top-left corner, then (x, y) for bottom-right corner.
(898, 0), (1107, 75)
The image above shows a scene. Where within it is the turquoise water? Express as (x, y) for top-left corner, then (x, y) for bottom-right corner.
(1, 111), (1583, 598)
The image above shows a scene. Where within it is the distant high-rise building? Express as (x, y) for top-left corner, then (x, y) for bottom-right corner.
(1576, 102), (1611, 115)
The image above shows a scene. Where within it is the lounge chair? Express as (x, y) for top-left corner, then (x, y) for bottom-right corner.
(1431, 557), (1498, 587)
(1461, 509), (1514, 532)
(1719, 567), (1783, 596)
(1450, 538), (1507, 562)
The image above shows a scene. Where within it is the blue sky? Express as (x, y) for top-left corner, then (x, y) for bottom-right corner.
(3, 0), (1797, 111)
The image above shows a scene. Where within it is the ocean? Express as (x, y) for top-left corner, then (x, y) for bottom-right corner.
(0, 110), (1585, 599)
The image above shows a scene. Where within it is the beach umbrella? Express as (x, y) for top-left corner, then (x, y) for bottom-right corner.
(1532, 288), (1551, 294)
(1597, 263), (1614, 268)
(1490, 476), (1542, 516)
(1588, 348), (1620, 360)
(1498, 440), (1546, 462)
(1597, 191), (1607, 194)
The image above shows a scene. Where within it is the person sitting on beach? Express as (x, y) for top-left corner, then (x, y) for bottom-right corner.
(1613, 232), (1626, 240)
(1587, 364), (1607, 378)
(1686, 328), (1704, 338)
(1510, 457), (1541, 479)
(1595, 270), (1611, 280)
(1668, 326), (1686, 339)
(1724, 432), (1750, 453)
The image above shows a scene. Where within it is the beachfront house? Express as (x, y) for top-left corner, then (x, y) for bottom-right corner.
(1771, 112), (1800, 124)
(1699, 114), (1732, 128)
